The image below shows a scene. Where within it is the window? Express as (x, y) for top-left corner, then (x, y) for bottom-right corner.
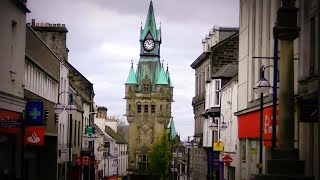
(213, 80), (221, 106)
(309, 17), (315, 75)
(138, 155), (148, 170)
(137, 104), (142, 113)
(240, 140), (246, 163)
(78, 121), (81, 146)
(128, 104), (131, 111)
(143, 84), (149, 93)
(160, 105), (162, 111)
(151, 104), (156, 113)
(144, 104), (148, 113)
(74, 120), (77, 147)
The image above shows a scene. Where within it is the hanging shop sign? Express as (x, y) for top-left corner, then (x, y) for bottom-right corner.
(26, 102), (44, 125)
(222, 154), (233, 166)
(213, 142), (224, 151)
(24, 126), (45, 145)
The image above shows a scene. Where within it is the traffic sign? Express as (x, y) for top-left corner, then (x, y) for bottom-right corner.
(222, 154), (233, 165)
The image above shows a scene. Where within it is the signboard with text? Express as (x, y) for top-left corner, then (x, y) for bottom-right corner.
(0, 109), (22, 134)
(213, 142), (224, 151)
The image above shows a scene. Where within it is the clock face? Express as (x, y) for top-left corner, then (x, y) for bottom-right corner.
(143, 39), (155, 51)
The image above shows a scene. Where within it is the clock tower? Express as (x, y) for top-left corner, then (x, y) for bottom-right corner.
(124, 1), (174, 176)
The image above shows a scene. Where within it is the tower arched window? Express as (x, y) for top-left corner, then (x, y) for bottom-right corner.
(143, 84), (149, 93)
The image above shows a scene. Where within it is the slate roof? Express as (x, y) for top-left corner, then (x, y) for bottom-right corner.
(140, 1), (161, 41)
(212, 64), (238, 78)
(105, 126), (127, 144)
(156, 66), (169, 85)
(125, 65), (138, 85)
(166, 66), (173, 87)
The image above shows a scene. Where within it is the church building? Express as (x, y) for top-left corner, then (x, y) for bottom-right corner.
(124, 1), (174, 176)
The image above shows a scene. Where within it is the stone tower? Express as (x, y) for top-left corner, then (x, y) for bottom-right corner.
(124, 1), (173, 174)
(29, 19), (69, 62)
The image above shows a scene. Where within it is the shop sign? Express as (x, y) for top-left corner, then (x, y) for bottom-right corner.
(213, 142), (224, 151)
(0, 109), (22, 134)
(60, 147), (71, 162)
(238, 105), (279, 147)
(26, 102), (44, 125)
(213, 152), (220, 170)
(82, 156), (90, 166)
(24, 126), (45, 145)
(222, 154), (233, 166)
(76, 157), (82, 166)
(263, 106), (279, 147)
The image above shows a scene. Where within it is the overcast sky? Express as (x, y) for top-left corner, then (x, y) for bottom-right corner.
(27, 0), (239, 141)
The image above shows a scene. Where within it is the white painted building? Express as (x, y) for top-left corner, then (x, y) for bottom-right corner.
(94, 106), (128, 178)
(219, 76), (239, 180)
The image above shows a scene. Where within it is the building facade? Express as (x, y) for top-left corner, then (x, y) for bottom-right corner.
(124, 1), (173, 178)
(235, 0), (319, 179)
(191, 26), (238, 180)
(0, 1), (29, 179)
(219, 76), (239, 180)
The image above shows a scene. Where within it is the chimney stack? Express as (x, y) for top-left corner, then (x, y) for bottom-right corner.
(31, 19), (35, 26)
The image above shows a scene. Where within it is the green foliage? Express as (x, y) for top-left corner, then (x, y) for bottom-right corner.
(149, 130), (172, 178)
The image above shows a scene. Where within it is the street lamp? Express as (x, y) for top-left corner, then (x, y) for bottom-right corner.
(253, 65), (279, 174)
(54, 91), (77, 180)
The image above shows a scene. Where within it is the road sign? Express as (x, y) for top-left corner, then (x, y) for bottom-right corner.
(82, 156), (90, 166)
(60, 148), (72, 162)
(222, 154), (233, 165)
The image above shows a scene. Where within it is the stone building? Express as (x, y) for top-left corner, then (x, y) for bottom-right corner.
(0, 1), (29, 179)
(190, 26), (238, 180)
(124, 1), (173, 178)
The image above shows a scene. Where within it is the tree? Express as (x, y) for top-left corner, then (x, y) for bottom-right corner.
(149, 130), (172, 180)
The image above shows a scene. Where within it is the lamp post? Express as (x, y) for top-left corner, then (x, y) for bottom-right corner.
(253, 64), (279, 174)
(186, 135), (200, 180)
(209, 114), (227, 180)
(54, 91), (77, 180)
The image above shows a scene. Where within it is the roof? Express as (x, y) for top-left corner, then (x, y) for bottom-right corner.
(212, 64), (238, 78)
(156, 66), (169, 85)
(168, 118), (177, 140)
(221, 75), (238, 90)
(140, 1), (160, 41)
(105, 126), (127, 144)
(125, 64), (138, 85)
(190, 52), (210, 69)
(166, 66), (173, 87)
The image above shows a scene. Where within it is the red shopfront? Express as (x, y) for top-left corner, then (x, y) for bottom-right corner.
(238, 105), (279, 147)
(0, 108), (23, 180)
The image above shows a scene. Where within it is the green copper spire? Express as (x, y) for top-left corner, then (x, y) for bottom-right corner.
(125, 61), (138, 85)
(166, 64), (173, 87)
(168, 118), (177, 140)
(156, 63), (169, 85)
(140, 1), (160, 41)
